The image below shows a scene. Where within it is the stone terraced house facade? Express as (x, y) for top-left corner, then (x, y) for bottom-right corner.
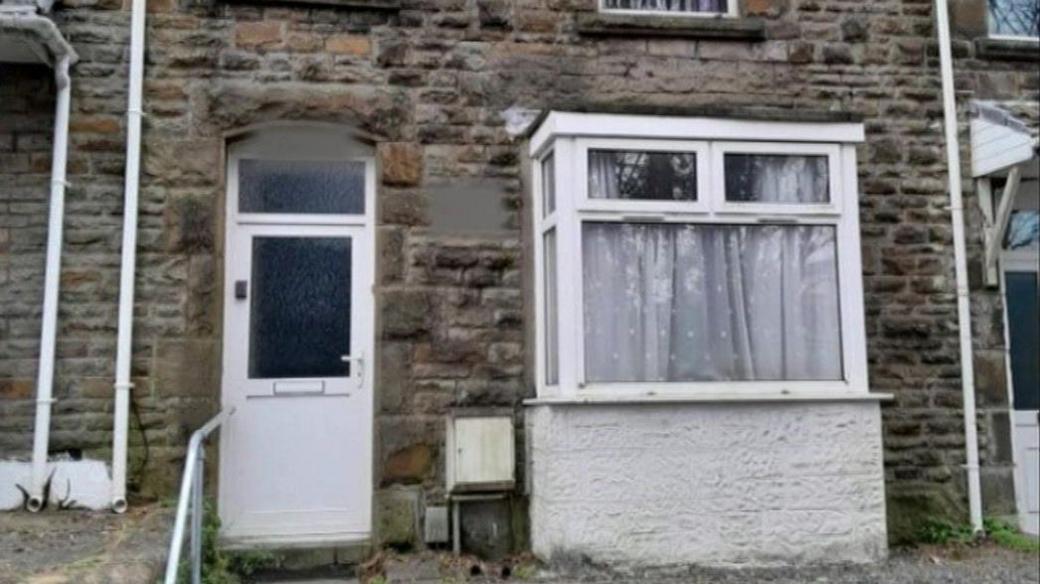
(1, 0), (1038, 569)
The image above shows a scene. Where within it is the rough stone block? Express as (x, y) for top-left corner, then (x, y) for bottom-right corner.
(163, 195), (215, 253)
(980, 469), (1017, 516)
(377, 486), (422, 549)
(949, 0), (988, 38)
(974, 350), (1009, 406)
(153, 339), (220, 399)
(886, 488), (966, 545)
(380, 289), (432, 339)
(987, 410), (1014, 464)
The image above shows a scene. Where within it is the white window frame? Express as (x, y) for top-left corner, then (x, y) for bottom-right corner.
(229, 156), (374, 228)
(599, 0), (738, 18)
(530, 112), (869, 400)
(986, 0), (1040, 41)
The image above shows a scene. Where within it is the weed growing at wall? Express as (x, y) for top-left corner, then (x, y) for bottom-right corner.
(915, 517), (1040, 553)
(178, 499), (278, 584)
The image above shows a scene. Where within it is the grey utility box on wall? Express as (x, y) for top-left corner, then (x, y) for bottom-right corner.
(445, 409), (515, 494)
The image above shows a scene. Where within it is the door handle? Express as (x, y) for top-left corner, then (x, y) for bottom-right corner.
(234, 280), (248, 300)
(340, 353), (365, 388)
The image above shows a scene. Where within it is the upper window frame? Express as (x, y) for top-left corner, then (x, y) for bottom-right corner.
(598, 0), (738, 18)
(529, 112), (869, 400)
(579, 138), (711, 215)
(986, 0), (1040, 41)
(227, 126), (376, 228)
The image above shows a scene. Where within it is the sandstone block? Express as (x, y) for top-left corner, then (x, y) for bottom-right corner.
(0, 379), (33, 400)
(326, 34), (372, 57)
(234, 21), (284, 49)
(384, 443), (433, 483)
(379, 142), (424, 187)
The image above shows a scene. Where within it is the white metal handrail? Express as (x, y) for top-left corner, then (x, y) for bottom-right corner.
(164, 407), (234, 584)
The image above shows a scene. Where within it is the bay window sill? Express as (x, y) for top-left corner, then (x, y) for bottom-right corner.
(975, 37), (1040, 61)
(576, 13), (766, 41)
(525, 391), (893, 406)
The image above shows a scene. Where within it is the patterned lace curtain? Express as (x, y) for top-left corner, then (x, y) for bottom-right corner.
(582, 156), (843, 383)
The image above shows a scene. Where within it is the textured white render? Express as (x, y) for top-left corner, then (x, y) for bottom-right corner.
(526, 401), (887, 567)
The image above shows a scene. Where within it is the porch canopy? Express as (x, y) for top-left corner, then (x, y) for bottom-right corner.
(0, 0), (77, 66)
(971, 102), (1040, 285)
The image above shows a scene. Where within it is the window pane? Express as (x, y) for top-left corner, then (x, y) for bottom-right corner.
(602, 0), (727, 13)
(240, 159), (365, 214)
(1005, 210), (1040, 250)
(725, 154), (830, 203)
(542, 154), (556, 216)
(250, 236), (352, 379)
(989, 0), (1040, 37)
(589, 150), (697, 201)
(582, 223), (842, 383)
(544, 230), (559, 385)
(1005, 272), (1040, 411)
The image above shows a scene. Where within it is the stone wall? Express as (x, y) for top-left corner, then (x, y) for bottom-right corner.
(527, 401), (888, 566)
(1, 64), (57, 454)
(0, 0), (1035, 545)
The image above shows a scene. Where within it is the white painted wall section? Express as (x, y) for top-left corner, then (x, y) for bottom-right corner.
(526, 401), (888, 567)
(1, 459), (111, 510)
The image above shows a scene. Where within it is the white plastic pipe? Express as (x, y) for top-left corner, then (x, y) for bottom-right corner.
(27, 55), (72, 513)
(111, 0), (148, 514)
(934, 0), (984, 533)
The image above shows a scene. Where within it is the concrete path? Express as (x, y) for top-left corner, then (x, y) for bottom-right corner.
(256, 545), (1039, 584)
(1, 513), (1036, 584)
(0, 504), (171, 584)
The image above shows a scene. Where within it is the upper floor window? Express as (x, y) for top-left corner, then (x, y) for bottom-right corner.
(989, 0), (1040, 38)
(530, 112), (868, 398)
(601, 0), (734, 17)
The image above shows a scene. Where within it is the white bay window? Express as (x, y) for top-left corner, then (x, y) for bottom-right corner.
(530, 113), (869, 398)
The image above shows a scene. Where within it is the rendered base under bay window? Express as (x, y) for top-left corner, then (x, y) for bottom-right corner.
(525, 400), (888, 567)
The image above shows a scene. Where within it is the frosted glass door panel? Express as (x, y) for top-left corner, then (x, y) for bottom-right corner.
(249, 236), (352, 379)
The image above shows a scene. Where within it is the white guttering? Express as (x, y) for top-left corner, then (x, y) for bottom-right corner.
(26, 54), (73, 513)
(111, 0), (148, 513)
(934, 0), (983, 533)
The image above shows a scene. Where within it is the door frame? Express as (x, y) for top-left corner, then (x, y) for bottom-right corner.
(999, 248), (1039, 535)
(217, 131), (377, 546)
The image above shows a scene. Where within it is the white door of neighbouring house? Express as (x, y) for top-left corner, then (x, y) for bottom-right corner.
(1004, 252), (1039, 536)
(218, 129), (375, 545)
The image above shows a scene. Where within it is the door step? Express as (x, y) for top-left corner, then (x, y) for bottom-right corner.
(228, 542), (370, 583)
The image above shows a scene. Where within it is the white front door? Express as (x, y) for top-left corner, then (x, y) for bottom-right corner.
(218, 131), (375, 545)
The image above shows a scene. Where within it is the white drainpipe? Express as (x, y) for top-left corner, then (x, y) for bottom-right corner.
(934, 0), (984, 533)
(111, 0), (148, 514)
(27, 55), (73, 513)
